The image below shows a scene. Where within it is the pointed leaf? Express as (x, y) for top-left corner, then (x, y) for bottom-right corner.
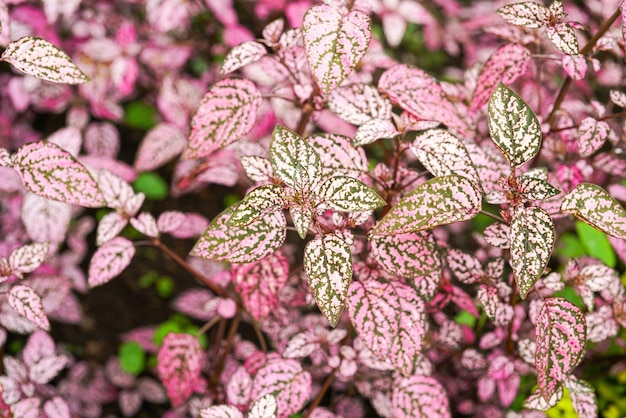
(546, 23), (579, 55)
(43, 397), (70, 418)
(392, 375), (451, 418)
(316, 176), (385, 212)
(249, 394), (278, 418)
(157, 333), (203, 407)
(134, 123), (187, 172)
(130, 212), (159, 238)
(12, 141), (105, 207)
(229, 185), (286, 227)
(536, 298), (586, 401)
(9, 242), (49, 275)
(488, 82), (542, 166)
(497, 2), (547, 28)
(1, 36), (89, 84)
(87, 236), (136, 287)
(518, 176), (561, 201)
(578, 117), (610, 158)
(221, 41), (267, 75)
(241, 156), (274, 183)
(328, 84), (392, 125)
(562, 54), (587, 80)
(283, 332), (320, 359)
(304, 234), (352, 327)
(270, 125), (321, 191)
(483, 222), (510, 248)
(96, 212), (128, 246)
(371, 230), (441, 279)
(184, 78), (262, 160)
(353, 118), (398, 147)
(510, 207), (555, 299)
(524, 387), (563, 411)
(445, 249), (484, 284)
(371, 175), (482, 236)
(8, 285), (49, 330)
(289, 205), (314, 239)
(157, 211), (186, 233)
(302, 5), (371, 93)
(561, 183), (626, 239)
(309, 133), (368, 178)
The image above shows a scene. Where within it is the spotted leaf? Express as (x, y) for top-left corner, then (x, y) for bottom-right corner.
(21, 193), (72, 247)
(191, 208), (286, 264)
(221, 41), (267, 75)
(578, 117), (610, 158)
(9, 242), (50, 276)
(564, 377), (597, 418)
(241, 156), (274, 183)
(134, 124), (187, 172)
(302, 5), (370, 94)
(269, 125), (321, 192)
(248, 394), (278, 418)
(157, 211), (186, 234)
(518, 176), (561, 201)
(536, 298), (586, 401)
(283, 331), (320, 359)
(488, 82), (542, 167)
(445, 249), (484, 284)
(484, 222), (510, 248)
(371, 230), (441, 280)
(353, 118), (398, 147)
(229, 185), (286, 227)
(328, 84), (392, 125)
(304, 234), (352, 327)
(561, 183), (626, 239)
(392, 375), (451, 418)
(183, 78), (262, 160)
(524, 387), (563, 411)
(88, 236), (135, 287)
(510, 207), (555, 299)
(371, 175), (482, 236)
(309, 134), (368, 178)
(12, 141), (105, 207)
(546, 23), (579, 55)
(157, 333), (203, 407)
(1, 36), (89, 84)
(496, 2), (547, 28)
(316, 176), (385, 212)
(200, 405), (243, 418)
(289, 205), (313, 239)
(8, 285), (50, 330)
(562, 54), (587, 80)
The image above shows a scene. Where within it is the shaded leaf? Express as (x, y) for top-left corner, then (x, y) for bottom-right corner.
(8, 285), (49, 330)
(221, 41), (267, 75)
(309, 133), (368, 178)
(445, 249), (484, 284)
(392, 375), (450, 418)
(229, 185), (286, 227)
(157, 333), (203, 407)
(564, 377), (597, 418)
(134, 123), (187, 172)
(371, 230), (441, 279)
(562, 54), (587, 80)
(88, 236), (136, 287)
(269, 125), (321, 191)
(9, 242), (49, 276)
(483, 222), (510, 248)
(578, 117), (610, 158)
(157, 211), (186, 234)
(316, 176), (385, 212)
(524, 387), (562, 411)
(21, 193), (71, 247)
(328, 84), (392, 125)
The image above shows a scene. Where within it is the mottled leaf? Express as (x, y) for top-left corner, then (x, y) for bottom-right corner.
(524, 387), (563, 411)
(309, 134), (368, 178)
(564, 377), (597, 418)
(9, 242), (49, 276)
(248, 394), (278, 418)
(518, 176), (561, 201)
(392, 375), (451, 418)
(610, 89), (626, 107)
(96, 212), (128, 246)
(200, 405), (243, 418)
(445, 249), (484, 284)
(283, 331), (320, 359)
(229, 185), (286, 227)
(87, 236), (136, 287)
(157, 333), (203, 407)
(371, 231), (441, 279)
(130, 212), (159, 238)
(157, 211), (186, 234)
(328, 84), (392, 125)
(546, 23), (579, 55)
(316, 176), (385, 212)
(562, 54), (587, 80)
(241, 156), (274, 183)
(8, 285), (49, 330)
(269, 125), (321, 191)
(353, 118), (398, 147)
(221, 41), (267, 75)
(134, 123), (187, 172)
(483, 222), (510, 248)
(578, 117), (610, 158)
(497, 2), (547, 28)
(21, 193), (72, 247)
(289, 205), (314, 239)
(43, 397), (70, 418)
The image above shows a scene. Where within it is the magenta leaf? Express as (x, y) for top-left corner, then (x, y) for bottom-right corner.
(546, 22), (579, 55)
(371, 175), (482, 236)
(269, 125), (321, 192)
(497, 2), (547, 28)
(1, 36), (89, 84)
(134, 123), (187, 172)
(241, 156), (274, 183)
(353, 118), (399, 147)
(316, 176), (385, 212)
(535, 298), (586, 401)
(183, 78), (263, 160)
(561, 183), (626, 239)
(578, 117), (610, 158)
(564, 377), (597, 418)
(21, 193), (72, 247)
(229, 185), (286, 227)
(518, 176), (561, 201)
(250, 358), (311, 418)
(304, 234), (352, 327)
(190, 208), (286, 264)
(327, 84), (392, 125)
(392, 375), (451, 418)
(157, 333), (203, 407)
(488, 82), (542, 167)
(221, 41), (267, 75)
(562, 54), (587, 80)
(370, 231), (441, 280)
(248, 394), (278, 418)
(12, 141), (105, 207)
(8, 285), (50, 330)
(302, 5), (370, 94)
(87, 236), (136, 287)
(9, 242), (49, 277)
(510, 207), (555, 299)
(309, 133), (368, 179)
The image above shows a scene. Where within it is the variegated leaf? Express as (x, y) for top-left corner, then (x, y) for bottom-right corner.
(130, 212), (159, 238)
(524, 387), (563, 411)
(1, 36), (89, 84)
(96, 212), (128, 246)
(510, 207), (555, 299)
(183, 78), (262, 160)
(309, 134), (368, 178)
(226, 366), (252, 408)
(21, 193), (72, 247)
(546, 23), (579, 55)
(445, 249), (484, 284)
(328, 84), (392, 125)
(289, 205), (314, 239)
(564, 377), (597, 418)
(561, 183), (626, 239)
(302, 5), (371, 94)
(488, 82), (542, 167)
(221, 41), (267, 75)
(157, 333), (203, 407)
(200, 405), (243, 418)
(263, 18), (284, 44)
(191, 208), (286, 264)
(229, 185), (286, 227)
(157, 211), (186, 233)
(578, 117), (610, 158)
(134, 124), (187, 172)
(248, 394), (278, 418)
(283, 331), (320, 359)
(8, 285), (49, 330)
(483, 222), (510, 248)
(353, 118), (398, 147)
(241, 156), (274, 183)
(371, 175), (482, 236)
(610, 89), (626, 107)
(562, 54), (587, 80)
(9, 242), (49, 276)
(518, 176), (560, 201)
(392, 375), (451, 418)
(316, 176), (385, 212)
(304, 234), (352, 327)
(269, 125), (321, 191)
(411, 129), (481, 187)
(391, 283), (428, 375)
(12, 141), (105, 207)
(371, 231), (441, 279)
(496, 2), (547, 28)
(536, 298), (586, 401)
(87, 236), (136, 287)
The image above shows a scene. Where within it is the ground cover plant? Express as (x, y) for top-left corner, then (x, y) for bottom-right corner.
(0, 0), (626, 416)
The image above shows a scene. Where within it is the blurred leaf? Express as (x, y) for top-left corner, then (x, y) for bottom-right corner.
(454, 310), (476, 327)
(556, 233), (587, 259)
(138, 271), (159, 288)
(124, 101), (157, 131)
(576, 221), (616, 267)
(552, 287), (584, 310)
(133, 172), (169, 201)
(156, 276), (174, 298)
(119, 341), (146, 375)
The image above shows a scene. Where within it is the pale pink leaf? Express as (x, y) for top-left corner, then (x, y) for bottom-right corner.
(84, 122), (120, 158)
(263, 19), (284, 44)
(22, 329), (54, 366)
(8, 285), (50, 330)
(43, 397), (70, 418)
(229, 185), (286, 227)
(269, 125), (321, 191)
(309, 134), (368, 178)
(241, 156), (274, 183)
(184, 78), (262, 160)
(29, 354), (69, 384)
(562, 54), (587, 80)
(130, 212), (159, 238)
(610, 89), (626, 107)
(12, 141), (105, 207)
(221, 41), (267, 75)
(47, 126), (82, 156)
(536, 298), (586, 401)
(578, 117), (610, 158)
(564, 377), (597, 418)
(317, 176), (385, 212)
(328, 84), (392, 125)
(21, 193), (71, 246)
(248, 394), (278, 418)
(483, 222), (510, 248)
(9, 242), (49, 275)
(282, 331), (320, 359)
(464, 141), (511, 194)
(134, 124), (187, 172)
(1, 37), (89, 84)
(87, 236), (135, 287)
(24, 275), (71, 316)
(157, 333), (203, 408)
(172, 288), (217, 321)
(371, 175), (482, 236)
(302, 5), (371, 94)
(96, 212), (128, 246)
(0, 147), (11, 167)
(120, 390), (142, 417)
(392, 375), (451, 418)
(226, 366), (252, 407)
(200, 405), (244, 418)
(157, 211), (186, 234)
(371, 230), (441, 279)
(546, 23), (579, 55)
(96, 169), (138, 211)
(497, 2), (547, 28)
(445, 249), (484, 284)
(11, 397), (40, 418)
(353, 118), (399, 147)
(168, 213), (209, 239)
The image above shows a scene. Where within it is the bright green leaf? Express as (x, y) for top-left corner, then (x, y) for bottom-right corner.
(133, 172), (169, 200)
(575, 221), (616, 267)
(119, 341), (146, 375)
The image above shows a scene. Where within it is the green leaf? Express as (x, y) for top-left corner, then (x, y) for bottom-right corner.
(133, 172), (168, 200)
(125, 101), (157, 131)
(555, 233), (586, 259)
(156, 276), (174, 298)
(119, 341), (146, 376)
(316, 176), (385, 212)
(575, 221), (616, 268)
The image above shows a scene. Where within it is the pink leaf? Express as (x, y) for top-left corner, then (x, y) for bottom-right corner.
(96, 212), (128, 246)
(43, 397), (70, 418)
(23, 329), (55, 366)
(578, 117), (610, 158)
(248, 394), (278, 418)
(47, 126), (82, 156)
(445, 249), (484, 284)
(157, 211), (186, 234)
(96, 169), (140, 212)
(309, 134), (368, 179)
(226, 366), (252, 407)
(8, 285), (50, 330)
(168, 213), (209, 239)
(134, 124), (187, 172)
(328, 84), (392, 125)
(546, 22), (579, 55)
(483, 222), (510, 248)
(221, 41), (267, 75)
(282, 331), (320, 359)
(316, 176), (385, 212)
(392, 375), (450, 418)
(84, 122), (120, 158)
(157, 333), (203, 407)
(353, 118), (399, 147)
(184, 78), (262, 160)
(11, 397), (40, 418)
(241, 156), (274, 183)
(370, 230), (441, 280)
(302, 5), (371, 94)
(564, 377), (597, 418)
(21, 193), (72, 246)
(9, 242), (49, 276)
(200, 405), (244, 418)
(87, 237), (135, 287)
(497, 2), (548, 28)
(229, 185), (286, 227)
(130, 212), (159, 238)
(119, 390), (142, 417)
(562, 54), (587, 80)
(12, 141), (105, 207)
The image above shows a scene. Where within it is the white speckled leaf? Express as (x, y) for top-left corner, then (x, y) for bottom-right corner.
(353, 118), (398, 147)
(221, 41), (267, 75)
(96, 212), (127, 246)
(241, 156), (274, 183)
(1, 36), (89, 84)
(316, 176), (385, 212)
(546, 23), (579, 55)
(309, 133), (368, 178)
(371, 230), (441, 279)
(328, 84), (392, 125)
(488, 82), (542, 167)
(445, 249), (484, 284)
(88, 236), (135, 287)
(483, 222), (510, 248)
(561, 183), (626, 239)
(269, 125), (321, 192)
(229, 185), (286, 227)
(21, 193), (72, 246)
(248, 394), (278, 418)
(564, 377), (597, 418)
(497, 2), (547, 28)
(263, 18), (284, 44)
(562, 54), (587, 80)
(130, 212), (159, 238)
(134, 124), (187, 172)
(304, 234), (352, 327)
(510, 207), (555, 299)
(289, 205), (313, 240)
(578, 117), (610, 158)
(524, 387), (562, 411)
(302, 5), (371, 94)
(9, 242), (49, 276)
(392, 375), (451, 418)
(9, 285), (49, 330)
(518, 176), (561, 201)
(200, 405), (243, 418)
(610, 89), (626, 107)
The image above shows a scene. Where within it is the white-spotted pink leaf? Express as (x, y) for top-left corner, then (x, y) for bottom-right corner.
(134, 124), (187, 172)
(560, 183), (626, 239)
(1, 36), (89, 84)
(302, 5), (370, 94)
(316, 176), (385, 212)
(371, 175), (482, 236)
(283, 331), (320, 359)
(8, 285), (50, 330)
(96, 212), (128, 246)
(353, 118), (398, 147)
(546, 23), (579, 55)
(488, 82), (542, 167)
(221, 41), (267, 75)
(226, 366), (252, 408)
(304, 234), (352, 327)
(248, 394), (278, 418)
(229, 185), (286, 227)
(562, 54), (587, 80)
(309, 133), (368, 178)
(392, 375), (451, 418)
(518, 176), (561, 201)
(241, 156), (274, 183)
(0, 147), (11, 167)
(524, 387), (563, 411)
(578, 117), (610, 158)
(157, 333), (203, 408)
(200, 405), (243, 418)
(21, 193), (72, 247)
(263, 18), (284, 44)
(483, 222), (510, 248)
(12, 141), (105, 207)
(9, 242), (49, 276)
(610, 89), (626, 107)
(250, 358), (311, 418)
(190, 207), (286, 264)
(328, 84), (392, 125)
(564, 377), (597, 418)
(391, 282), (428, 375)
(470, 43), (531, 113)
(510, 207), (555, 299)
(183, 78), (262, 160)
(536, 298), (586, 401)
(370, 230), (441, 279)
(445, 249), (484, 284)
(157, 211), (186, 234)
(496, 2), (548, 28)
(289, 205), (314, 240)
(411, 129), (481, 187)
(269, 125), (321, 191)
(87, 236), (135, 287)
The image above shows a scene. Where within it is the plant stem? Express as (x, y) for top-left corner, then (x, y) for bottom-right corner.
(251, 319), (268, 353)
(197, 316), (221, 337)
(479, 210), (506, 223)
(303, 369), (336, 418)
(212, 309), (242, 386)
(296, 102), (314, 136)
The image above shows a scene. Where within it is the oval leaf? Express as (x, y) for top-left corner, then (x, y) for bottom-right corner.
(316, 176), (385, 212)
(392, 375), (451, 418)
(157, 333), (203, 407)
(309, 133), (368, 179)
(562, 54), (587, 80)
(518, 177), (561, 201)
(371, 230), (441, 279)
(328, 83), (392, 125)
(269, 125), (321, 191)
(8, 285), (50, 330)
(229, 185), (286, 227)
(353, 118), (399, 147)
(546, 23), (579, 55)
(134, 123), (187, 172)
(87, 236), (136, 287)
(248, 394), (278, 418)
(221, 41), (267, 75)
(578, 117), (610, 158)
(497, 2), (547, 28)
(21, 193), (72, 247)
(9, 242), (49, 276)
